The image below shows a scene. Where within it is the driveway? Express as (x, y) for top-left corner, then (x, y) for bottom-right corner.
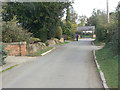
(2, 38), (103, 88)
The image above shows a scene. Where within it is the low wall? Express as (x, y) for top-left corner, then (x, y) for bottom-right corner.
(27, 42), (47, 54)
(3, 38), (64, 56)
(46, 38), (64, 47)
(4, 42), (27, 56)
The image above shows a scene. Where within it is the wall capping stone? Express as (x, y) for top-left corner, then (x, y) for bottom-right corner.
(3, 42), (26, 45)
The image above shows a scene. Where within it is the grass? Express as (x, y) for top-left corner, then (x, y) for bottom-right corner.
(95, 46), (118, 88)
(56, 41), (69, 46)
(97, 68), (100, 73)
(94, 40), (105, 46)
(82, 35), (92, 38)
(0, 64), (19, 73)
(29, 41), (69, 56)
(29, 47), (54, 57)
(92, 37), (96, 39)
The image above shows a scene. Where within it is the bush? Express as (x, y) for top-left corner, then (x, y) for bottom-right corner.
(67, 36), (74, 41)
(55, 26), (62, 39)
(69, 30), (76, 40)
(33, 29), (47, 42)
(0, 45), (7, 66)
(109, 27), (118, 54)
(2, 22), (32, 43)
(29, 38), (41, 44)
(96, 24), (107, 42)
(45, 42), (49, 46)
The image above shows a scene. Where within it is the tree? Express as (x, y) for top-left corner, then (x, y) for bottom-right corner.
(62, 6), (77, 40)
(87, 9), (107, 27)
(64, 21), (71, 36)
(77, 15), (87, 26)
(70, 7), (78, 22)
(87, 9), (107, 41)
(66, 6), (71, 23)
(55, 26), (62, 39)
(2, 2), (71, 42)
(87, 8), (119, 54)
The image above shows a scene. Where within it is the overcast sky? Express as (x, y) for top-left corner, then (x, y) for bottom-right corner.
(72, 0), (120, 18)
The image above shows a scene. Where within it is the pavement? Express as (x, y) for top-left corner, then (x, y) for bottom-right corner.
(1, 38), (103, 88)
(0, 56), (38, 72)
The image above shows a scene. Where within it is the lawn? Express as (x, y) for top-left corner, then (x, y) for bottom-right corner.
(95, 46), (118, 88)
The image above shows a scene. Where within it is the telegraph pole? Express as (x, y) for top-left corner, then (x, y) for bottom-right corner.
(106, 0), (110, 42)
(107, 0), (110, 23)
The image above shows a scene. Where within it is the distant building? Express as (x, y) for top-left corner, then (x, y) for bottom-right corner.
(77, 26), (95, 33)
(77, 26), (95, 38)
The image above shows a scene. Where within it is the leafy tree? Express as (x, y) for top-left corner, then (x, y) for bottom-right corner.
(2, 2), (71, 42)
(62, 6), (77, 40)
(87, 9), (107, 41)
(87, 9), (107, 26)
(55, 26), (62, 39)
(70, 7), (78, 22)
(70, 22), (77, 39)
(87, 8), (119, 54)
(77, 15), (87, 26)
(66, 6), (71, 23)
(64, 21), (71, 36)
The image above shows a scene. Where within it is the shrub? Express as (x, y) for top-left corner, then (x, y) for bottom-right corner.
(29, 38), (41, 44)
(55, 26), (62, 39)
(45, 42), (49, 46)
(69, 30), (76, 40)
(33, 29), (47, 42)
(2, 22), (32, 43)
(67, 36), (73, 40)
(96, 24), (107, 42)
(0, 45), (7, 66)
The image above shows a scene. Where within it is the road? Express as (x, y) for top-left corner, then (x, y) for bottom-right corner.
(2, 38), (103, 88)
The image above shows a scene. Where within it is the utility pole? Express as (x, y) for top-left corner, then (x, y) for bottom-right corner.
(118, 2), (120, 54)
(107, 0), (110, 23)
(106, 0), (110, 43)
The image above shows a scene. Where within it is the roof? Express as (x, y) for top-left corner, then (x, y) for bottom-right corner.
(77, 26), (95, 31)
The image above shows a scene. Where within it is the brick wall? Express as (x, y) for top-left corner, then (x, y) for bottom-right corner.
(4, 42), (27, 56)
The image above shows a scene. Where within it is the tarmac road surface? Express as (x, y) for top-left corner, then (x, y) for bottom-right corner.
(2, 38), (103, 88)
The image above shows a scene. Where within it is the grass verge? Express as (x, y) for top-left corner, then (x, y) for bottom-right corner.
(92, 37), (96, 39)
(95, 46), (118, 88)
(29, 47), (54, 57)
(82, 35), (93, 38)
(56, 41), (69, 46)
(94, 40), (105, 46)
(0, 64), (19, 73)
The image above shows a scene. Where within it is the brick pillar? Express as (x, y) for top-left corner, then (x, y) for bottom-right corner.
(4, 42), (27, 56)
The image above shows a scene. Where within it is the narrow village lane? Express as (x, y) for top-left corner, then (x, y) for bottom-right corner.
(2, 39), (103, 88)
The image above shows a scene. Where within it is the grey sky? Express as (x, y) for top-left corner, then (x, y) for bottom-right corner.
(72, 0), (119, 17)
